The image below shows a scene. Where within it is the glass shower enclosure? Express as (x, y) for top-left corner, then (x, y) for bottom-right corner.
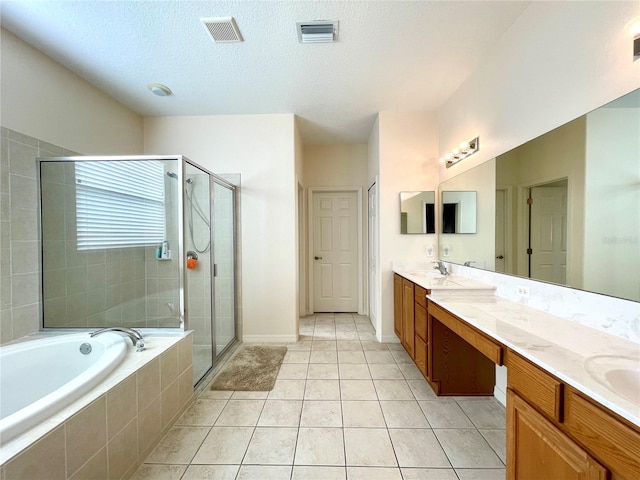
(37, 155), (237, 385)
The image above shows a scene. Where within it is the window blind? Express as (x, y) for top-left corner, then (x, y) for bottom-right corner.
(75, 161), (166, 250)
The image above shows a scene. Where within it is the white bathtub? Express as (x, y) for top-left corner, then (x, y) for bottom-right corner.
(0, 332), (126, 445)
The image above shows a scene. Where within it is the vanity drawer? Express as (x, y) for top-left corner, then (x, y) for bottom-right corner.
(507, 350), (563, 422)
(428, 302), (503, 365)
(564, 387), (640, 480)
(415, 303), (427, 341)
(414, 285), (427, 309)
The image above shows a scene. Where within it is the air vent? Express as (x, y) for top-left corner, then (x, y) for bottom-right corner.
(201, 17), (243, 43)
(297, 20), (338, 44)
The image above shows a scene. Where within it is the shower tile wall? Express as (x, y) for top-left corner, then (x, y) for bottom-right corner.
(186, 173), (212, 354)
(0, 127), (80, 343)
(145, 167), (180, 328)
(40, 162), (148, 328)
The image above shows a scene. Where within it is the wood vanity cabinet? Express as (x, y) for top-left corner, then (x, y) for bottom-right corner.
(393, 274), (402, 338)
(506, 350), (640, 480)
(401, 278), (415, 357)
(414, 284), (428, 376)
(507, 389), (607, 480)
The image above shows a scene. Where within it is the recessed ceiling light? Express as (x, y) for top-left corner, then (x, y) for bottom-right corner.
(147, 83), (172, 96)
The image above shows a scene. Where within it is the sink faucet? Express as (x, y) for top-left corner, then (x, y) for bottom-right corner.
(434, 261), (449, 276)
(463, 261), (475, 267)
(90, 327), (146, 352)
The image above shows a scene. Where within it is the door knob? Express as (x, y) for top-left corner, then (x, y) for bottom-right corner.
(314, 256), (323, 260)
(496, 255), (504, 259)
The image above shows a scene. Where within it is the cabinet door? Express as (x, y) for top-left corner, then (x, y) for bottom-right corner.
(415, 303), (427, 341)
(507, 390), (608, 480)
(414, 335), (427, 377)
(402, 279), (415, 357)
(393, 274), (403, 339)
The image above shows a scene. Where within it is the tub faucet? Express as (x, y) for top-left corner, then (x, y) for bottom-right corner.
(90, 327), (146, 352)
(434, 261), (449, 276)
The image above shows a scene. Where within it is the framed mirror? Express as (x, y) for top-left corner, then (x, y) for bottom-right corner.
(441, 191), (477, 234)
(438, 88), (639, 302)
(400, 191), (436, 234)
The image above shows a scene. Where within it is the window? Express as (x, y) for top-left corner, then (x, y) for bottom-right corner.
(75, 160), (165, 250)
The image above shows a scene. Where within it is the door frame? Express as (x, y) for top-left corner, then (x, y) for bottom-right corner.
(307, 186), (364, 315)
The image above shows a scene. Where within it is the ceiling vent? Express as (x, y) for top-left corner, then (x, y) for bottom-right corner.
(201, 17), (243, 43)
(297, 20), (338, 43)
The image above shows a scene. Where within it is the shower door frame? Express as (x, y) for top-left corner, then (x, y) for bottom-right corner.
(183, 160), (239, 383)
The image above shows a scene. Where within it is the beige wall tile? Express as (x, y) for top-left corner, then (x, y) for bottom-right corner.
(2, 426), (65, 480)
(178, 366), (194, 410)
(177, 335), (193, 372)
(69, 447), (108, 480)
(66, 396), (107, 477)
(160, 345), (179, 390)
(107, 375), (137, 441)
(161, 379), (180, 430)
(137, 358), (160, 412)
(108, 418), (138, 480)
(138, 396), (162, 458)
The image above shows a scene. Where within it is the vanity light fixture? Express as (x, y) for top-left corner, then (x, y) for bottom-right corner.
(439, 137), (480, 169)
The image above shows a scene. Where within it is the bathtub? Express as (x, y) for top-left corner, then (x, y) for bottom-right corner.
(0, 332), (126, 445)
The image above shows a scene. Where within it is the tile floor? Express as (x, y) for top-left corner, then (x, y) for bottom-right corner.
(131, 313), (506, 480)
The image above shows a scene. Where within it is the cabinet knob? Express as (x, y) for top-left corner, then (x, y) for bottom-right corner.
(314, 256), (323, 260)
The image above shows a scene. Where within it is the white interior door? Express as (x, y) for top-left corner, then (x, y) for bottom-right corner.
(530, 186), (567, 284)
(368, 183), (378, 329)
(312, 191), (359, 312)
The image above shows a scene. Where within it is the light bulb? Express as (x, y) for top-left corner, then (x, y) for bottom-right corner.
(445, 153), (453, 161)
(459, 141), (470, 150)
(452, 148), (460, 156)
(439, 157), (446, 164)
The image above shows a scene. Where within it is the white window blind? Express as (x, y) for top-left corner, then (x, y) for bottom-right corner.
(75, 161), (165, 250)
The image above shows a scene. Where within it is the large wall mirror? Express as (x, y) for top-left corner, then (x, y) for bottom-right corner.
(400, 191), (436, 234)
(438, 88), (639, 302)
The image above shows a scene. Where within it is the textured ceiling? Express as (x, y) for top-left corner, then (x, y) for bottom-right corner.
(0, 1), (531, 145)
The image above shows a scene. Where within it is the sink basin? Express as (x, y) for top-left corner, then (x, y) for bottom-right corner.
(585, 356), (640, 404)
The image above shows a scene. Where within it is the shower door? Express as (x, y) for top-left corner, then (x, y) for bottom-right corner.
(184, 163), (214, 384)
(212, 180), (236, 356)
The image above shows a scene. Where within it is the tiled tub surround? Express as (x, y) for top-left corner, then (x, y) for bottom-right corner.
(426, 294), (640, 428)
(1, 332), (194, 480)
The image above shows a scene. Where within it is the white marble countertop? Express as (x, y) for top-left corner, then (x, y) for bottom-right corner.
(393, 268), (496, 293)
(427, 294), (640, 427)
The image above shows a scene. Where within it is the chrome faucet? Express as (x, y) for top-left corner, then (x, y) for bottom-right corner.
(90, 327), (146, 352)
(463, 261), (475, 267)
(434, 261), (449, 276)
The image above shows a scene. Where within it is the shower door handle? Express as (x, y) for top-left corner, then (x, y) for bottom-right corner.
(213, 264), (217, 277)
(314, 256), (323, 260)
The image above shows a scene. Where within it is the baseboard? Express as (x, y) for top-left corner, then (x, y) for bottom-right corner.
(494, 386), (507, 407)
(242, 335), (299, 343)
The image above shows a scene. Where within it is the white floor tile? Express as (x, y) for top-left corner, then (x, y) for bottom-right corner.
(258, 400), (303, 427)
(243, 427), (298, 465)
(294, 428), (345, 466)
(300, 400), (343, 427)
(347, 466), (402, 480)
(380, 400), (430, 428)
(340, 380), (378, 400)
(434, 429), (503, 468)
(305, 379), (341, 400)
(191, 427), (254, 464)
(342, 401), (386, 427)
(237, 465), (292, 480)
(344, 428), (397, 467)
(214, 400), (264, 426)
(293, 466), (346, 479)
(388, 429), (450, 468)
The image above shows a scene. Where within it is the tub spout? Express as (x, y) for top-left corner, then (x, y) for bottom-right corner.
(90, 327), (145, 352)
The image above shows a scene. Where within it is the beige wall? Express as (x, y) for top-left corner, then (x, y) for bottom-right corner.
(438, 2), (640, 183)
(303, 144), (368, 187)
(496, 117), (586, 287)
(0, 28), (142, 155)
(302, 144), (369, 316)
(0, 29), (144, 344)
(440, 159), (495, 270)
(584, 107), (640, 301)
(378, 111), (439, 341)
(143, 114), (298, 342)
